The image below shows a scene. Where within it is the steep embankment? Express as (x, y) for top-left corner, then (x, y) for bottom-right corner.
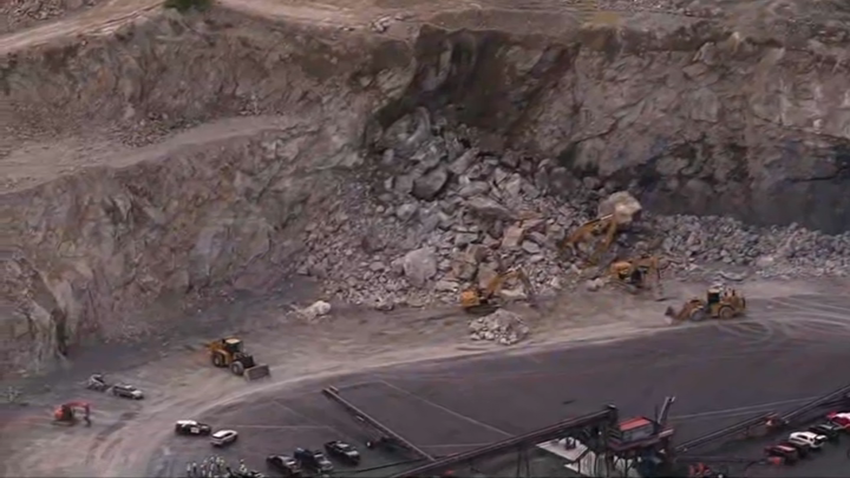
(2, 2), (850, 376)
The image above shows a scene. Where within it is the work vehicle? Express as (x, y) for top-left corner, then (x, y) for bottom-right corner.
(174, 420), (212, 436)
(266, 455), (302, 477)
(809, 422), (842, 441)
(665, 285), (746, 324)
(560, 191), (642, 265)
(86, 374), (110, 392)
(53, 401), (92, 427)
(111, 384), (144, 399)
(764, 444), (798, 464)
(777, 439), (810, 458)
(294, 448), (334, 473)
(210, 429), (239, 447)
(460, 269), (537, 314)
(207, 337), (271, 380)
(608, 255), (665, 296)
(788, 431), (826, 450)
(324, 440), (361, 464)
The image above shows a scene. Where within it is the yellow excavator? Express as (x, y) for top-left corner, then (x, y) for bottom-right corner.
(560, 214), (620, 265)
(207, 338), (271, 380)
(460, 269), (537, 314)
(665, 285), (747, 324)
(608, 255), (665, 296)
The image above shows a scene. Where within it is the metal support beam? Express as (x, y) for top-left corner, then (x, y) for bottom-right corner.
(388, 406), (619, 478)
(674, 412), (773, 454)
(779, 383), (850, 425)
(321, 387), (435, 461)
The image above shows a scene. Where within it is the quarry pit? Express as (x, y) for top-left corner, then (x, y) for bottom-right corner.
(2, 1), (850, 475)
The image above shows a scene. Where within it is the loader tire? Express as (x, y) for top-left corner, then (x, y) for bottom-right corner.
(689, 309), (707, 322)
(230, 361), (245, 376)
(718, 306), (735, 320)
(212, 353), (224, 367)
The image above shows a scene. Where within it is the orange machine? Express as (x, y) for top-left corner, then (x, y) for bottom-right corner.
(53, 401), (91, 427)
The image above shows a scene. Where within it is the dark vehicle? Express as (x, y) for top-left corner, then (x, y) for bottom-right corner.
(765, 444), (798, 464)
(266, 455), (301, 477)
(111, 384), (144, 399)
(324, 440), (361, 464)
(174, 420), (212, 436)
(778, 440), (810, 458)
(810, 422), (842, 441)
(294, 448), (334, 473)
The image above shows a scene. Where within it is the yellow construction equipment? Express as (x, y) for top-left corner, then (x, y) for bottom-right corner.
(608, 255), (664, 295)
(207, 338), (270, 380)
(460, 269), (537, 314)
(560, 214), (624, 265)
(665, 285), (747, 324)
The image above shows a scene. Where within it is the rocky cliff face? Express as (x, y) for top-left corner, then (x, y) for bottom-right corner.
(2, 4), (850, 376)
(388, 24), (850, 233)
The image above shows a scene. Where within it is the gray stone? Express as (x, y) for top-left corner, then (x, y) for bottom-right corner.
(454, 232), (480, 247)
(522, 241), (541, 254)
(458, 181), (490, 198)
(395, 203), (419, 222)
(412, 167), (449, 201)
(466, 197), (514, 221)
(402, 247), (438, 287)
(448, 148), (479, 175)
(501, 225), (526, 249)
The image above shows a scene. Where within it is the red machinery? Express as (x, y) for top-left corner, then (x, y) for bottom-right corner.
(53, 401), (91, 426)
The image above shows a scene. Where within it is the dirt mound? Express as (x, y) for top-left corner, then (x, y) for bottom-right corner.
(3, 1), (850, 377)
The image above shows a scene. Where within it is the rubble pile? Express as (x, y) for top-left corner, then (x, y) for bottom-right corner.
(293, 108), (850, 308)
(468, 310), (530, 346)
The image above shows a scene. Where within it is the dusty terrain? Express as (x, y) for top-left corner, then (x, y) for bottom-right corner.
(2, 0), (850, 476)
(2, 280), (850, 477)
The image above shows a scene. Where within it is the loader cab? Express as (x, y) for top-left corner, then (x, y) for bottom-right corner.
(221, 338), (245, 355)
(706, 287), (722, 305)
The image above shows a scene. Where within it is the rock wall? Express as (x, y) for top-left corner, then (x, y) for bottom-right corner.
(3, 4), (850, 375)
(384, 24), (850, 233)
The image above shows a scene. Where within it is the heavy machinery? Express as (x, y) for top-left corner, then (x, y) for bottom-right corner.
(608, 255), (665, 296)
(207, 338), (271, 380)
(460, 269), (537, 314)
(665, 285), (746, 324)
(560, 191), (643, 265)
(53, 401), (91, 427)
(86, 373), (109, 392)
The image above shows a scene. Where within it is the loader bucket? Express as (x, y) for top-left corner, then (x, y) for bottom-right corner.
(244, 364), (271, 381)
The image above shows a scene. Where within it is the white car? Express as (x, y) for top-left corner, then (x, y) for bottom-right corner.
(788, 431), (826, 450)
(210, 429), (238, 447)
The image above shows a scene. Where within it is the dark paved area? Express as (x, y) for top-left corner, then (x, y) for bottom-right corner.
(148, 294), (850, 477)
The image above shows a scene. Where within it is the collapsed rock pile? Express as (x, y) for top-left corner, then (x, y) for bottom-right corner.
(294, 108), (850, 308)
(468, 309), (530, 345)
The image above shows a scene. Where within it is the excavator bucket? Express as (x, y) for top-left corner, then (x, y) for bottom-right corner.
(244, 364), (271, 381)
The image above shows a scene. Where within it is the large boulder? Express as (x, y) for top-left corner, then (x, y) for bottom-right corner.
(598, 191), (642, 227)
(402, 247), (437, 287)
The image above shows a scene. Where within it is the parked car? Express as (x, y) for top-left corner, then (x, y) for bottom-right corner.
(788, 431), (826, 450)
(266, 455), (301, 477)
(174, 420), (212, 436)
(111, 384), (144, 399)
(764, 444), (798, 464)
(210, 429), (239, 447)
(777, 440), (810, 458)
(809, 422), (842, 441)
(294, 448), (334, 473)
(324, 440), (361, 464)
(827, 412), (850, 430)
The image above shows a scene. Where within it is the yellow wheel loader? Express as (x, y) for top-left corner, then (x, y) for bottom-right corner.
(665, 286), (746, 324)
(460, 269), (538, 315)
(207, 338), (270, 380)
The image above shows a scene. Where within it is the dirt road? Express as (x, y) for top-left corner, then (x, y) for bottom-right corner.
(2, 277), (849, 477)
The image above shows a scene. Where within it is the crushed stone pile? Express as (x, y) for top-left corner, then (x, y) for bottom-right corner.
(1, 0), (97, 33)
(293, 108), (850, 308)
(468, 309), (530, 346)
